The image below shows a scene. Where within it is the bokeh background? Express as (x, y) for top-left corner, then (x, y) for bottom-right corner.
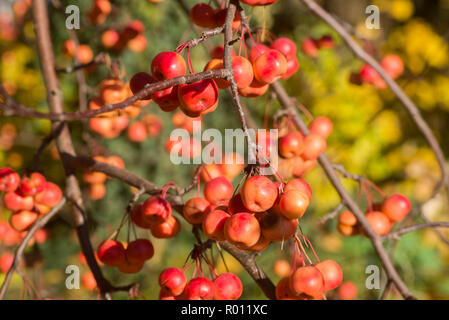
(1, 0), (449, 299)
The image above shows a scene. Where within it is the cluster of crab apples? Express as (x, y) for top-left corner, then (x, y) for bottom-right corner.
(158, 267), (243, 300)
(357, 54), (404, 89)
(0, 168), (62, 233)
(338, 193), (411, 236)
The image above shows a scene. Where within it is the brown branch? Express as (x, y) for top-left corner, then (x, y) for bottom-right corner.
(382, 222), (449, 240)
(0, 198), (67, 300)
(299, 0), (449, 200)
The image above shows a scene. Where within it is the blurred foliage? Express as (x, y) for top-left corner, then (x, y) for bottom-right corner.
(1, 0), (449, 300)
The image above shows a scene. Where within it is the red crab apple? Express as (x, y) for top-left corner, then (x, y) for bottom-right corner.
(19, 172), (46, 196)
(203, 177), (233, 204)
(238, 78), (269, 97)
(224, 212), (261, 247)
(338, 281), (358, 300)
(277, 189), (310, 219)
(249, 43), (270, 63)
(81, 272), (97, 290)
(0, 252), (14, 273)
(282, 57), (299, 79)
(130, 72), (154, 100)
(278, 132), (304, 158)
(259, 210), (298, 241)
(150, 216), (180, 238)
(153, 85), (180, 112)
(34, 182), (63, 208)
(253, 49), (287, 84)
(151, 51), (186, 80)
(309, 116), (333, 139)
(131, 203), (153, 229)
(9, 210), (38, 232)
(271, 37), (297, 60)
(315, 260), (343, 291)
(183, 197), (210, 224)
(240, 0), (279, 6)
(240, 176), (278, 212)
(159, 267), (187, 296)
(274, 259), (292, 278)
(184, 277), (215, 300)
(0, 167), (20, 192)
(202, 209), (230, 241)
(276, 277), (298, 300)
(318, 35), (334, 49)
(227, 193), (247, 215)
(381, 54), (404, 79)
(301, 38), (319, 57)
(214, 273), (243, 300)
(101, 29), (119, 48)
(189, 3), (216, 28)
(178, 79), (219, 117)
(302, 133), (327, 160)
(290, 266), (325, 298)
(364, 211), (392, 236)
(3, 190), (34, 211)
(141, 196), (172, 224)
(97, 239), (126, 266)
(125, 239), (154, 264)
(117, 260), (144, 274)
(284, 178), (312, 202)
(127, 122), (147, 142)
(381, 194), (411, 222)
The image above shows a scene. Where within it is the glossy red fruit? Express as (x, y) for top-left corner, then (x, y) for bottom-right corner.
(141, 196), (172, 225)
(204, 177), (233, 204)
(301, 38), (319, 57)
(365, 211), (392, 236)
(309, 116), (333, 139)
(151, 52), (187, 80)
(178, 79), (219, 117)
(259, 210), (297, 241)
(0, 167), (20, 192)
(290, 266), (325, 297)
(224, 212), (261, 247)
(381, 194), (411, 222)
(130, 72), (154, 100)
(227, 193), (247, 215)
(19, 172), (46, 196)
(127, 122), (147, 142)
(276, 277), (298, 300)
(9, 210), (38, 232)
(238, 78), (269, 97)
(338, 210), (357, 226)
(183, 197), (210, 224)
(214, 273), (243, 300)
(152, 85), (180, 111)
(189, 3), (216, 28)
(338, 281), (358, 300)
(34, 182), (63, 208)
(302, 133), (327, 160)
(381, 54), (404, 79)
(97, 239), (126, 266)
(150, 216), (181, 238)
(282, 57), (299, 79)
(274, 260), (292, 277)
(271, 37), (297, 60)
(202, 209), (230, 241)
(117, 260), (144, 274)
(284, 178), (312, 202)
(3, 190), (34, 211)
(0, 252), (14, 273)
(101, 29), (119, 48)
(278, 132), (304, 158)
(315, 260), (343, 291)
(231, 56), (254, 89)
(159, 267), (187, 296)
(253, 49), (287, 84)
(81, 272), (97, 290)
(131, 203), (152, 229)
(278, 190), (310, 220)
(249, 43), (270, 63)
(240, 176), (278, 212)
(236, 234), (271, 252)
(126, 239), (154, 264)
(184, 277), (215, 300)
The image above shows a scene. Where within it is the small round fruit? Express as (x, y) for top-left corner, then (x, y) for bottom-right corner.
(224, 212), (261, 247)
(302, 133), (326, 160)
(338, 281), (358, 300)
(214, 273), (243, 300)
(309, 116), (333, 139)
(183, 197), (210, 224)
(129, 72), (154, 100)
(9, 210), (38, 232)
(150, 216), (180, 238)
(240, 176), (278, 212)
(203, 177), (233, 204)
(278, 132), (304, 158)
(271, 37), (297, 60)
(0, 167), (20, 192)
(151, 52), (187, 80)
(189, 3), (216, 28)
(97, 239), (126, 266)
(184, 277), (215, 300)
(315, 260), (343, 291)
(284, 178), (312, 202)
(126, 239), (154, 264)
(365, 211), (392, 236)
(274, 259), (292, 277)
(278, 190), (310, 219)
(141, 196), (172, 225)
(253, 49), (287, 84)
(202, 209), (230, 241)
(259, 210), (297, 242)
(381, 194), (411, 222)
(159, 267), (187, 296)
(290, 266), (325, 298)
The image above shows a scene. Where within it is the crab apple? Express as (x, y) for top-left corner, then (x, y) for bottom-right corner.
(100, 82), (128, 104)
(224, 212), (261, 247)
(128, 34), (147, 52)
(381, 54), (404, 79)
(184, 277), (215, 300)
(178, 79), (219, 117)
(121, 20), (144, 40)
(159, 287), (177, 300)
(282, 57), (299, 79)
(203, 177), (233, 205)
(34, 182), (63, 208)
(249, 43), (270, 63)
(33, 228), (49, 243)
(240, 0), (279, 5)
(0, 167), (20, 192)
(238, 78), (269, 97)
(101, 29), (119, 48)
(126, 239), (154, 264)
(143, 115), (163, 137)
(284, 178), (312, 202)
(75, 45), (94, 64)
(214, 273), (243, 300)
(151, 52), (186, 80)
(271, 37), (297, 60)
(290, 266), (325, 298)
(276, 277), (298, 300)
(315, 260), (343, 291)
(183, 197), (210, 224)
(82, 170), (107, 184)
(278, 189), (310, 220)
(274, 259), (292, 277)
(302, 133), (327, 160)
(337, 223), (359, 237)
(253, 49), (287, 84)
(151, 216), (180, 238)
(189, 3), (216, 28)
(81, 272), (97, 290)
(309, 116), (333, 139)
(259, 210), (297, 241)
(338, 281), (358, 300)
(19, 172), (46, 196)
(237, 234), (271, 252)
(299, 157), (317, 175)
(117, 260), (144, 274)
(88, 97), (115, 118)
(159, 267), (187, 296)
(365, 211), (392, 236)
(215, 9), (241, 30)
(381, 194), (411, 222)
(227, 193), (248, 215)
(153, 86), (180, 111)
(240, 176), (278, 212)
(141, 196), (172, 225)
(199, 164), (223, 182)
(88, 183), (106, 200)
(130, 72), (154, 100)
(97, 239), (126, 266)
(301, 38), (319, 57)
(360, 64), (386, 88)
(9, 210), (38, 232)
(0, 252), (14, 273)
(3, 190), (34, 211)
(338, 210), (357, 226)
(318, 35), (334, 49)
(127, 122), (147, 142)
(131, 203), (152, 229)
(278, 132), (304, 158)
(202, 209), (230, 241)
